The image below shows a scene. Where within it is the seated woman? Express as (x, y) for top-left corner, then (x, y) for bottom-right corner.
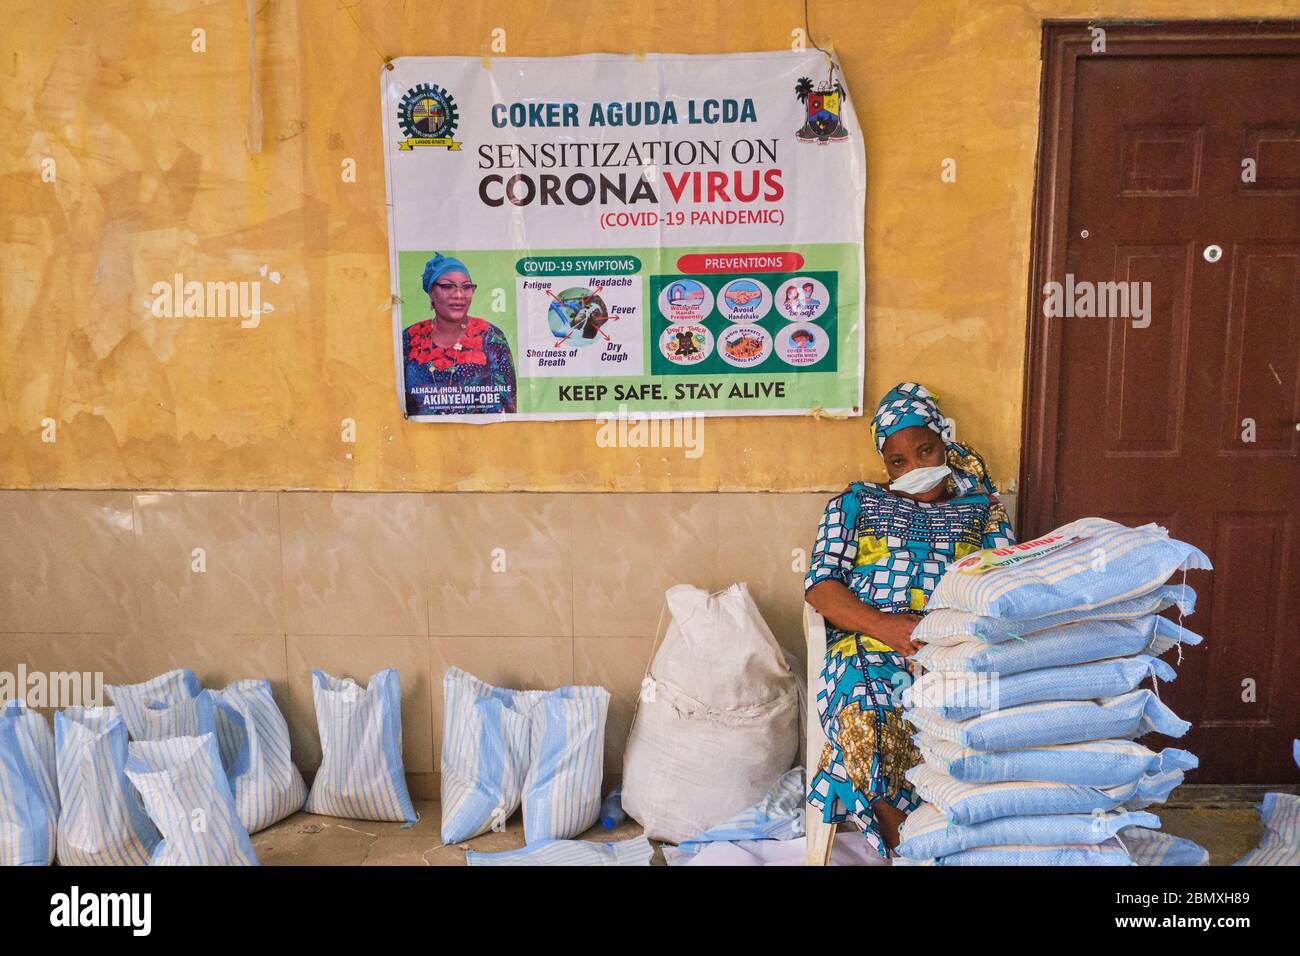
(404, 253), (517, 416)
(804, 382), (1016, 857)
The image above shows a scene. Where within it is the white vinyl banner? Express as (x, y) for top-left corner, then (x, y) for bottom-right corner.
(381, 51), (865, 423)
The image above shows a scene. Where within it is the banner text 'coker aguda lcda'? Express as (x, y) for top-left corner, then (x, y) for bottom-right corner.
(381, 51), (866, 423)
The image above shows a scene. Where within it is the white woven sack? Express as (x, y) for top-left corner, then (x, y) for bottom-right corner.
(621, 583), (799, 845)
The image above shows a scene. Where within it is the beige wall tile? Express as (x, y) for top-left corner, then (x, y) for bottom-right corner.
(280, 493), (427, 636)
(426, 494), (572, 637)
(572, 493), (727, 638)
(0, 491), (140, 634)
(574, 636), (655, 772)
(719, 492), (833, 655)
(133, 492), (282, 635)
(428, 636), (573, 764)
(406, 773), (438, 801)
(136, 632), (288, 701)
(0, 633), (142, 712)
(284, 635), (433, 774)
(0, 487), (844, 775)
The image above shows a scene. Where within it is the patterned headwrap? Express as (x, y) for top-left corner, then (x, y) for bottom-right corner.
(422, 253), (472, 296)
(870, 382), (1000, 499)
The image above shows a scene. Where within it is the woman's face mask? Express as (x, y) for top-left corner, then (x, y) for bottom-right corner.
(880, 425), (950, 498)
(888, 464), (952, 495)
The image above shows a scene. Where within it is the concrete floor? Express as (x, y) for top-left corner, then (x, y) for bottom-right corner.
(251, 799), (669, 866)
(1154, 805), (1264, 866)
(250, 798), (1268, 866)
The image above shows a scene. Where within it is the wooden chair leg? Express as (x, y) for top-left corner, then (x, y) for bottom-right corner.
(803, 602), (835, 866)
(805, 804), (835, 866)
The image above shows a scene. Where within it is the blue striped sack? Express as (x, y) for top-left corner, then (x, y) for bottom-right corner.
(904, 688), (1190, 751)
(1122, 827), (1209, 866)
(140, 689), (219, 745)
(304, 669), (417, 825)
(440, 668), (612, 844)
(926, 518), (1212, 620)
(914, 734), (1199, 788)
(913, 584), (1196, 647)
(1234, 793), (1300, 866)
(911, 616), (1200, 675)
(440, 667), (543, 843)
(523, 684), (610, 842)
(897, 800), (1157, 861)
(54, 707), (160, 865)
(906, 761), (1186, 826)
(466, 834), (652, 866)
(213, 680), (306, 833)
(0, 701), (59, 865)
(904, 655), (1177, 719)
(902, 837), (1135, 866)
(106, 669), (208, 741)
(125, 733), (258, 865)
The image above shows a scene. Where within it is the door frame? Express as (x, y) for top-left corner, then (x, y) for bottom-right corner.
(1018, 19), (1300, 538)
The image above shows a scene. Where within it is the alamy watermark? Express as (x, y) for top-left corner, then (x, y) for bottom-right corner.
(1043, 273), (1151, 328)
(50, 886), (150, 936)
(595, 403), (705, 459)
(149, 268), (278, 328)
(0, 667), (104, 708)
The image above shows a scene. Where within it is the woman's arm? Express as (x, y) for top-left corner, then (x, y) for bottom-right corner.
(804, 488), (921, 656)
(806, 580), (921, 656)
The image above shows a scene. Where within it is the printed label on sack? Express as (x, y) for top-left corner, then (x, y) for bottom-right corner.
(953, 533), (1089, 574)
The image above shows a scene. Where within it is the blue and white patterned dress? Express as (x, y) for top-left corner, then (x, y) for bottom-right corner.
(805, 477), (1015, 856)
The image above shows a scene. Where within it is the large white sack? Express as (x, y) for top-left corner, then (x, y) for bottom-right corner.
(621, 583), (799, 845)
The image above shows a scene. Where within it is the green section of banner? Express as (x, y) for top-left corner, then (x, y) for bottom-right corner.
(397, 242), (861, 415)
(648, 271), (838, 376)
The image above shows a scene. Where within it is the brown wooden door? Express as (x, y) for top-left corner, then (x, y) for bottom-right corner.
(1023, 24), (1300, 783)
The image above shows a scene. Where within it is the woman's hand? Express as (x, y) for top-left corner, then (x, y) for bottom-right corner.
(870, 613), (923, 657)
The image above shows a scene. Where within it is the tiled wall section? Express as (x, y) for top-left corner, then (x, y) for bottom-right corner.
(0, 489), (1015, 794)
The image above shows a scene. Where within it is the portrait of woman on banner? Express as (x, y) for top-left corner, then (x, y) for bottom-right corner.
(403, 254), (518, 416)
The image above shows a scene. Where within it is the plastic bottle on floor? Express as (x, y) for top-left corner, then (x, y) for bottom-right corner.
(601, 787), (626, 830)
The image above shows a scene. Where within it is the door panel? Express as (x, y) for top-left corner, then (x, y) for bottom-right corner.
(1024, 26), (1300, 782)
(1218, 246), (1300, 453)
(1101, 244), (1192, 456)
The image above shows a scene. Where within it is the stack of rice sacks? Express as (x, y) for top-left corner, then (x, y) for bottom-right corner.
(895, 517), (1213, 866)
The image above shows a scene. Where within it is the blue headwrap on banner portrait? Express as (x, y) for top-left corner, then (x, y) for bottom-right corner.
(421, 253), (472, 295)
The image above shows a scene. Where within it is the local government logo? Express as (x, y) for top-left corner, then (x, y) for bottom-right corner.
(398, 83), (461, 150)
(794, 67), (849, 143)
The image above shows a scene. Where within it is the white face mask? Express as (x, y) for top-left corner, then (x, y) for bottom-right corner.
(889, 464), (952, 495)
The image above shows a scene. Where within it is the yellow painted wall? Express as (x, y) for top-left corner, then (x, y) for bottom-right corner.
(2, 1), (1291, 492)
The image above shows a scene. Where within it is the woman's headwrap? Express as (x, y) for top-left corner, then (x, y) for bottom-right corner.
(870, 382), (999, 498)
(422, 253), (472, 296)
